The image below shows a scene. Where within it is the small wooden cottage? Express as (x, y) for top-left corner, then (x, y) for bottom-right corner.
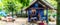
(25, 0), (56, 23)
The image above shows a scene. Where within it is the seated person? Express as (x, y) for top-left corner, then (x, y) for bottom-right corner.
(6, 14), (15, 22)
(29, 8), (40, 23)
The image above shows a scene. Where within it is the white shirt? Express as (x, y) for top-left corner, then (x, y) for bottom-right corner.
(6, 16), (13, 20)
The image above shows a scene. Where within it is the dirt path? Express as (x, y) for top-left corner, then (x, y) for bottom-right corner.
(0, 18), (56, 25)
(0, 18), (27, 25)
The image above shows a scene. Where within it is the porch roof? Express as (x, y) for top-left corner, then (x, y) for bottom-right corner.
(24, 0), (56, 11)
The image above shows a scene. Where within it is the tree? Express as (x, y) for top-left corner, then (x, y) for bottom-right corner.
(6, 1), (16, 17)
(15, 0), (32, 17)
(56, 0), (60, 25)
(2, 0), (32, 17)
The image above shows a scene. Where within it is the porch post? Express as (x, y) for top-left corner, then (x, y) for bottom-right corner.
(46, 7), (48, 23)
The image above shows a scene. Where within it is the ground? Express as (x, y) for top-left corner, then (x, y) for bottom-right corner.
(0, 18), (27, 25)
(0, 18), (56, 25)
(49, 21), (56, 25)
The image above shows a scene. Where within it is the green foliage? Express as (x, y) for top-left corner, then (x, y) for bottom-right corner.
(1, 0), (32, 13)
(56, 0), (60, 25)
(0, 0), (32, 17)
(46, 0), (57, 8)
(17, 0), (29, 7)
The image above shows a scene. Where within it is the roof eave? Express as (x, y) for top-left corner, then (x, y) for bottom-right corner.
(41, 0), (57, 10)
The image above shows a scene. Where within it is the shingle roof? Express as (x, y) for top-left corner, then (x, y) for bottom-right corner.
(42, 0), (56, 9)
(24, 0), (56, 11)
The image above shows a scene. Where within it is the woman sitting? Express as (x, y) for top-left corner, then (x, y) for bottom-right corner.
(29, 8), (40, 23)
(6, 14), (15, 22)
